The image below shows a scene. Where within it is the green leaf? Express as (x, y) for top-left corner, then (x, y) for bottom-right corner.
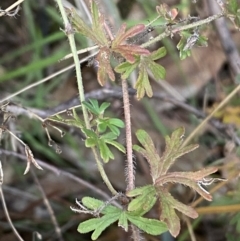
(148, 61), (166, 80)
(78, 214), (119, 240)
(133, 130), (161, 182)
(98, 140), (114, 162)
(99, 102), (111, 114)
(98, 122), (108, 133)
(114, 61), (139, 79)
(155, 167), (218, 201)
(226, 0), (239, 14)
(127, 215), (168, 235)
(90, 0), (107, 45)
(97, 118), (124, 135)
(118, 211), (129, 231)
(100, 132), (118, 141)
(104, 140), (126, 153)
(150, 47), (167, 61)
(66, 7), (99, 44)
(135, 66), (152, 100)
(127, 185), (157, 215)
(83, 99), (100, 115)
(108, 118), (125, 128)
(85, 138), (97, 147)
(83, 128), (98, 138)
(108, 125), (120, 136)
(159, 127), (199, 176)
(156, 187), (198, 237)
(82, 197), (121, 214)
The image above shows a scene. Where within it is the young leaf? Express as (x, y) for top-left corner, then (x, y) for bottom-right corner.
(112, 23), (146, 47)
(96, 47), (115, 85)
(127, 215), (168, 235)
(135, 65), (153, 99)
(82, 196), (121, 214)
(147, 61), (166, 80)
(150, 47), (167, 61)
(98, 140), (114, 162)
(78, 214), (119, 240)
(159, 127), (199, 176)
(104, 140), (126, 154)
(156, 186), (198, 237)
(113, 45), (149, 63)
(108, 118), (125, 128)
(83, 99), (100, 115)
(133, 130), (161, 182)
(114, 61), (139, 79)
(118, 211), (129, 231)
(99, 102), (111, 115)
(127, 185), (157, 215)
(66, 7), (99, 44)
(90, 0), (108, 45)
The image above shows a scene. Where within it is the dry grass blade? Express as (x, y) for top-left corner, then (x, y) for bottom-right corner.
(24, 145), (43, 175)
(0, 161), (3, 185)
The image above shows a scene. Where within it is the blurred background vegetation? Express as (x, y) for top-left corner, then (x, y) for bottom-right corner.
(0, 0), (240, 240)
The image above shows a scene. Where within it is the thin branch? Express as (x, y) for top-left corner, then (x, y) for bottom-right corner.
(0, 161), (25, 241)
(55, 0), (89, 127)
(142, 12), (224, 48)
(0, 53), (97, 104)
(31, 169), (64, 241)
(0, 149), (121, 207)
(208, 1), (240, 75)
(183, 84), (240, 146)
(0, 0), (24, 17)
(55, 0), (117, 195)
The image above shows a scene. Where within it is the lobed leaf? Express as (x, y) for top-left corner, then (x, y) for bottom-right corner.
(108, 118), (125, 128)
(159, 127), (199, 176)
(90, 0), (109, 45)
(150, 47), (167, 61)
(98, 140), (114, 162)
(96, 47), (115, 85)
(104, 140), (126, 153)
(156, 187), (198, 237)
(82, 197), (120, 215)
(155, 167), (218, 201)
(78, 214), (119, 240)
(127, 215), (168, 235)
(113, 45), (150, 63)
(83, 99), (100, 115)
(66, 7), (99, 44)
(114, 61), (139, 79)
(135, 66), (153, 99)
(127, 185), (157, 215)
(99, 102), (111, 114)
(147, 61), (166, 80)
(118, 211), (129, 231)
(133, 130), (161, 182)
(112, 23), (146, 47)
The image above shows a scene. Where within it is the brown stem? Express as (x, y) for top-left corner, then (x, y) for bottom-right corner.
(122, 79), (134, 192)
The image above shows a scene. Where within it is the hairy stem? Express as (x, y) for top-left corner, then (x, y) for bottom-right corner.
(122, 79), (134, 192)
(55, 0), (89, 127)
(55, 0), (117, 195)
